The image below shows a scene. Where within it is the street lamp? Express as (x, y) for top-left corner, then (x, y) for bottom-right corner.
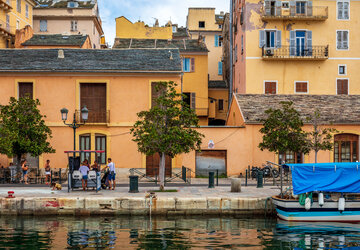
(60, 106), (89, 152)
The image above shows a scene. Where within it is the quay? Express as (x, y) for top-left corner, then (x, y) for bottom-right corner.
(0, 183), (278, 216)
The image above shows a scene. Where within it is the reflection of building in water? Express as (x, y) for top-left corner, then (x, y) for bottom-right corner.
(67, 229), (116, 248)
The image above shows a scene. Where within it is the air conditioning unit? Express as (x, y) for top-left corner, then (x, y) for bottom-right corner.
(265, 49), (274, 56)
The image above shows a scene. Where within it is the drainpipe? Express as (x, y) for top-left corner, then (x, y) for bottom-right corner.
(229, 0), (234, 109)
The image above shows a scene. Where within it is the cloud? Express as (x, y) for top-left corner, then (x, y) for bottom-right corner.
(98, 0), (230, 47)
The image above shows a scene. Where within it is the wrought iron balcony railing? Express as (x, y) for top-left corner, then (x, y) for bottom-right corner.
(262, 45), (329, 60)
(0, 0), (12, 12)
(262, 6), (328, 21)
(0, 19), (15, 37)
(76, 110), (110, 124)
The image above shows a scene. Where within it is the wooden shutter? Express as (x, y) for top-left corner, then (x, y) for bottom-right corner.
(290, 0), (296, 16)
(290, 31), (296, 56)
(265, 82), (277, 94)
(18, 82), (33, 99)
(191, 92), (196, 109)
(338, 2), (343, 19)
(295, 82), (308, 93)
(337, 79), (348, 95)
(343, 31), (348, 49)
(264, 0), (271, 16)
(337, 31), (342, 49)
(214, 35), (219, 47)
(190, 58), (195, 72)
(306, 31), (312, 54)
(344, 2), (349, 19)
(80, 83), (106, 123)
(218, 61), (223, 75)
(276, 30), (281, 48)
(306, 1), (313, 16)
(259, 30), (265, 48)
(275, 1), (282, 16)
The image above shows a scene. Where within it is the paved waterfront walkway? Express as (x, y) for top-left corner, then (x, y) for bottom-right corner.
(0, 185), (280, 199)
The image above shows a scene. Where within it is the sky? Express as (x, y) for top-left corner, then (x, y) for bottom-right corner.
(98, 0), (230, 47)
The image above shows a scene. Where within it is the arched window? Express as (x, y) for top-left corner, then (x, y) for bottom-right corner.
(334, 134), (359, 162)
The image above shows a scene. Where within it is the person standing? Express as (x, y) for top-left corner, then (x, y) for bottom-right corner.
(107, 158), (116, 190)
(79, 160), (89, 191)
(45, 160), (51, 185)
(21, 160), (29, 184)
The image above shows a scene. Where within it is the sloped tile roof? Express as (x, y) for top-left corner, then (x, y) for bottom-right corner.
(0, 49), (181, 73)
(113, 38), (208, 53)
(172, 28), (190, 38)
(22, 34), (88, 47)
(236, 94), (360, 124)
(208, 80), (228, 89)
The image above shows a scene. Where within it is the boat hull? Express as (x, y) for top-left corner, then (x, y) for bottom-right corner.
(273, 196), (360, 222)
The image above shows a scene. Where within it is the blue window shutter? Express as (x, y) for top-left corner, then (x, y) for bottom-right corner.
(259, 30), (265, 48)
(215, 35), (219, 47)
(183, 58), (190, 72)
(290, 31), (296, 56)
(218, 62), (223, 75)
(276, 30), (281, 48)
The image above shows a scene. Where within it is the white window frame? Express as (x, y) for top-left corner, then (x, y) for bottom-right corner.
(336, 30), (349, 51)
(294, 81), (309, 94)
(337, 0), (350, 21)
(71, 20), (78, 31)
(263, 80), (278, 94)
(336, 78), (349, 95)
(264, 29), (277, 49)
(40, 20), (47, 32)
(338, 64), (347, 76)
(282, 1), (289, 9)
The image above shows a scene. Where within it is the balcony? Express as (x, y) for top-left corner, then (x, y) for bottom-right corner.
(0, 0), (12, 12)
(76, 110), (110, 124)
(262, 46), (329, 61)
(262, 6), (328, 21)
(0, 19), (15, 38)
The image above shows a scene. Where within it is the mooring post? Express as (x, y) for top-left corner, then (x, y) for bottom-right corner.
(245, 169), (248, 186)
(280, 165), (283, 199)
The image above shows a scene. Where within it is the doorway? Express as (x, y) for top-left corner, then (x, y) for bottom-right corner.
(296, 31), (306, 56)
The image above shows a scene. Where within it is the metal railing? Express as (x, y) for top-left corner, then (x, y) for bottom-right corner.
(129, 167), (192, 184)
(262, 6), (328, 20)
(0, 19), (15, 36)
(76, 110), (110, 124)
(262, 45), (329, 60)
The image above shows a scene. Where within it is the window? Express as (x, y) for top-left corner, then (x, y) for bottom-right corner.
(282, 1), (289, 8)
(151, 82), (166, 108)
(295, 82), (308, 93)
(218, 61), (223, 75)
(18, 82), (33, 99)
(279, 152), (303, 164)
(337, 0), (349, 20)
(199, 21), (205, 28)
(79, 134), (91, 164)
(296, 1), (306, 14)
(80, 83), (107, 123)
(235, 44), (238, 62)
(241, 35), (244, 54)
(218, 24), (222, 29)
(182, 58), (195, 72)
(183, 92), (196, 110)
(339, 65), (347, 75)
(68, 1), (78, 8)
(337, 31), (349, 50)
(95, 135), (106, 164)
(17, 0), (21, 13)
(40, 20), (47, 32)
(218, 99), (224, 111)
(334, 134), (358, 162)
(337, 79), (348, 95)
(214, 35), (222, 47)
(264, 81), (277, 94)
(259, 30), (281, 48)
(172, 26), (177, 33)
(16, 20), (20, 30)
(25, 4), (29, 18)
(71, 20), (78, 31)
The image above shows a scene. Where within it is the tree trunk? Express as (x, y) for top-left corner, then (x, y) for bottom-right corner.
(17, 154), (22, 173)
(159, 152), (166, 191)
(315, 150), (318, 163)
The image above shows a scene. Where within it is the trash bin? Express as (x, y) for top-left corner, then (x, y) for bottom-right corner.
(208, 172), (215, 188)
(129, 176), (139, 193)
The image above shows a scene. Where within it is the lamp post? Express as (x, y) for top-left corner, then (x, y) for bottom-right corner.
(60, 106), (89, 157)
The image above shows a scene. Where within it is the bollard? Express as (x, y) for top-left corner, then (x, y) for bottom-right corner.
(208, 172), (215, 188)
(248, 166), (251, 178)
(245, 169), (248, 186)
(129, 176), (139, 193)
(216, 170), (219, 186)
(59, 168), (62, 184)
(231, 178), (241, 192)
(257, 170), (263, 188)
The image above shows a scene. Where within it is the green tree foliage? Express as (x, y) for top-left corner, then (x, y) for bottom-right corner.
(0, 97), (55, 168)
(131, 81), (204, 190)
(307, 109), (338, 163)
(259, 101), (310, 158)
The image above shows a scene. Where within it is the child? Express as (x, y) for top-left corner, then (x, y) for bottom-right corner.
(51, 182), (62, 190)
(45, 160), (51, 185)
(79, 160), (89, 191)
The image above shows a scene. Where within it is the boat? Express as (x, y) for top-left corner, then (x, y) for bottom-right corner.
(272, 162), (360, 222)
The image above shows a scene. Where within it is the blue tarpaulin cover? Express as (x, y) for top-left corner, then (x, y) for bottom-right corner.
(288, 163), (360, 195)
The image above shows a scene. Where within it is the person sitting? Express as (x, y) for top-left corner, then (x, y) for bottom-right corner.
(79, 160), (89, 191)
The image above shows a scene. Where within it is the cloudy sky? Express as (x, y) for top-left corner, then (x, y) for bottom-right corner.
(98, 0), (230, 46)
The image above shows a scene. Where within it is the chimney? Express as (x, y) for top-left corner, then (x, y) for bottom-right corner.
(220, 11), (224, 15)
(58, 49), (65, 59)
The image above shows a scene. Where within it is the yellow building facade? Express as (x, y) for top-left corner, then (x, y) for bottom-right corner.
(115, 16), (172, 39)
(0, 0), (35, 48)
(233, 0), (359, 95)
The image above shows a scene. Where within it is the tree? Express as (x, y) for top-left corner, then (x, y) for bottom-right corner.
(0, 97), (55, 170)
(307, 109), (338, 163)
(131, 81), (204, 190)
(259, 101), (310, 162)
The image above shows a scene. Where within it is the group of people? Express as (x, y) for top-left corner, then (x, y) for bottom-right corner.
(79, 158), (116, 191)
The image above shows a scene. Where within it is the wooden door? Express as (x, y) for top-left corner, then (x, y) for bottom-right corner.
(80, 83), (106, 123)
(146, 153), (172, 177)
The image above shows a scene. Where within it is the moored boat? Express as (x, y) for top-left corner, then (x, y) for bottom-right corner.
(272, 162), (360, 222)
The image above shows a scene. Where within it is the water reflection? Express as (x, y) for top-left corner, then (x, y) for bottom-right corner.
(0, 216), (360, 249)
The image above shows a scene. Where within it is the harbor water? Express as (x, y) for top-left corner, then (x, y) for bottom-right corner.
(1, 216), (360, 249)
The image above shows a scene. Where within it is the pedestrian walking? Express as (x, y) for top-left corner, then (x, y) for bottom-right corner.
(45, 159), (51, 185)
(21, 160), (29, 184)
(79, 160), (89, 191)
(107, 158), (116, 190)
